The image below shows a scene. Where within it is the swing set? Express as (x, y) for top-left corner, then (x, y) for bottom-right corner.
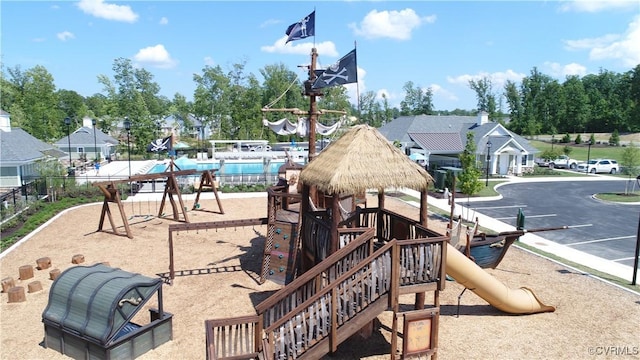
(92, 168), (224, 239)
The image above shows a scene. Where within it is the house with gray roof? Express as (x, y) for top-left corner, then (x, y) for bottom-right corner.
(0, 110), (68, 188)
(54, 117), (119, 164)
(378, 112), (538, 176)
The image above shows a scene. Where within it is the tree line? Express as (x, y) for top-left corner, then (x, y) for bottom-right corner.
(1, 58), (638, 157)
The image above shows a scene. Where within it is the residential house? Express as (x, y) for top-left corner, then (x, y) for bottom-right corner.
(0, 110), (68, 188)
(54, 117), (119, 164)
(378, 112), (538, 176)
(158, 114), (211, 142)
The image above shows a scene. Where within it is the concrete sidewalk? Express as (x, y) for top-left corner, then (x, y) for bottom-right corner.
(402, 174), (637, 283)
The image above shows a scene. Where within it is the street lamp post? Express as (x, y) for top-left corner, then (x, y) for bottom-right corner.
(486, 140), (492, 187)
(551, 134), (555, 151)
(64, 117), (72, 172)
(124, 117), (131, 179)
(92, 118), (98, 162)
(586, 141), (592, 174)
(124, 117), (132, 196)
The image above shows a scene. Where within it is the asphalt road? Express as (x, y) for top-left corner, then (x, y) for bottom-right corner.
(466, 180), (640, 268)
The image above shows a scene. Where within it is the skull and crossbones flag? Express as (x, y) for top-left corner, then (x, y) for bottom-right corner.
(312, 49), (357, 90)
(146, 135), (173, 153)
(285, 10), (315, 44)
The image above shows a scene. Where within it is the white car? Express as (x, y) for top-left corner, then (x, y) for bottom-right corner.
(577, 159), (619, 174)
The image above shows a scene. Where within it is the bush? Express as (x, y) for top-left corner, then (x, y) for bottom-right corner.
(574, 134), (582, 144)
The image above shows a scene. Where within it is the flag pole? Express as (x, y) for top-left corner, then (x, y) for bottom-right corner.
(355, 41), (361, 118)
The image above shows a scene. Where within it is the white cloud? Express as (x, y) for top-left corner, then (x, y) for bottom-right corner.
(542, 61), (588, 78)
(349, 9), (436, 40)
(203, 56), (215, 66)
(429, 83), (458, 102)
(260, 18), (280, 28)
(76, 0), (138, 23)
(133, 44), (178, 69)
(564, 14), (640, 67)
(447, 69), (526, 89)
(261, 36), (338, 57)
(57, 31), (75, 41)
(159, 17), (168, 25)
(558, 0), (638, 13)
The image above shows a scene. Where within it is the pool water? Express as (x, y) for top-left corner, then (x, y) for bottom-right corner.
(148, 161), (290, 175)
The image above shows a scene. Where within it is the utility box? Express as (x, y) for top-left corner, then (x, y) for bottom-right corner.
(434, 170), (447, 190)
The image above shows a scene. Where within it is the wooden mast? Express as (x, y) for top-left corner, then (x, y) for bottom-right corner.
(308, 47), (319, 162)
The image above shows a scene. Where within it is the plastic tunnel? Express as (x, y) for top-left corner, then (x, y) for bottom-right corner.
(446, 243), (556, 314)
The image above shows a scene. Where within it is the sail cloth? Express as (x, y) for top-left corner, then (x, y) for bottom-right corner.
(262, 117), (342, 137)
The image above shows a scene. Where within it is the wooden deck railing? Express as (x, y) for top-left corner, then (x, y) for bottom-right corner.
(204, 209), (447, 360)
(205, 315), (262, 360)
(256, 228), (376, 329)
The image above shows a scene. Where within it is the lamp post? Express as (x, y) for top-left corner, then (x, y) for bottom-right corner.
(64, 117), (72, 171)
(633, 175), (640, 285)
(486, 140), (492, 187)
(551, 134), (555, 151)
(124, 117), (131, 179)
(586, 141), (592, 174)
(92, 118), (98, 162)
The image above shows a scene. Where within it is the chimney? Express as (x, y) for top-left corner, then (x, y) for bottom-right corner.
(0, 110), (11, 132)
(82, 116), (94, 128)
(477, 111), (489, 126)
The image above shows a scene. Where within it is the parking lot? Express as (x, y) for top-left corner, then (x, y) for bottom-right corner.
(465, 180), (639, 268)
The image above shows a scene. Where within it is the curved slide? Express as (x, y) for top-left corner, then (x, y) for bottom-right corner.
(446, 243), (556, 314)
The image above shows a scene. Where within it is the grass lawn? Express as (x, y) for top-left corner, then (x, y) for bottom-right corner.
(529, 139), (629, 163)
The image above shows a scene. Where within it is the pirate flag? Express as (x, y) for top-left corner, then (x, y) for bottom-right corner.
(146, 135), (172, 153)
(285, 10), (315, 44)
(311, 49), (358, 90)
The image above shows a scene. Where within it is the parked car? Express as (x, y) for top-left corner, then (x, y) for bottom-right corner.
(576, 159), (619, 174)
(536, 155), (578, 169)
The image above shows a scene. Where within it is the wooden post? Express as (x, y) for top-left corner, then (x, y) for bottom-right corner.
(72, 254), (85, 264)
(19, 265), (34, 280)
(28, 281), (43, 293)
(7, 287), (25, 303)
(1, 277), (15, 292)
(49, 269), (61, 281)
(36, 257), (51, 270)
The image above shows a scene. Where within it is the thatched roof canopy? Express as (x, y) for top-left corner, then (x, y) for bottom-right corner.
(299, 124), (433, 195)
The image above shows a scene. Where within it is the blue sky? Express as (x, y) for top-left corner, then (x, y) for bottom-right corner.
(3, 1), (639, 111)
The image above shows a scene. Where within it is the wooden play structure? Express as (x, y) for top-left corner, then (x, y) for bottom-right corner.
(93, 167), (224, 239)
(164, 185), (300, 285)
(203, 125), (446, 360)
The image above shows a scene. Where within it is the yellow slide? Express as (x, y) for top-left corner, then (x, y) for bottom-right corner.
(446, 243), (556, 314)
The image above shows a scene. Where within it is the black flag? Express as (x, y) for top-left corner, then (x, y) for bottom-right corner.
(146, 136), (172, 153)
(285, 10), (315, 43)
(312, 49), (358, 89)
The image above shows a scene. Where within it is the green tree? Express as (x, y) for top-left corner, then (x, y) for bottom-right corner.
(621, 142), (640, 176)
(574, 134), (582, 144)
(399, 81), (433, 115)
(469, 76), (498, 120)
(589, 133), (596, 145)
(193, 64), (231, 139)
(563, 145), (572, 156)
(458, 132), (483, 197)
(609, 130), (620, 146)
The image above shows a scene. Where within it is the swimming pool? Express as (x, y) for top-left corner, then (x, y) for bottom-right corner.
(148, 160), (292, 175)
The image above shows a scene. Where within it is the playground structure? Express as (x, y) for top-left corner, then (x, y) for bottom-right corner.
(196, 125), (557, 360)
(93, 168), (223, 239)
